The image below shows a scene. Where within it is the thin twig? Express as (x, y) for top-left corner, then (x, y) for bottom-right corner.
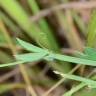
(43, 64), (81, 96)
(30, 1), (96, 22)
(19, 64), (37, 96)
(0, 68), (18, 82)
(0, 62), (39, 82)
(0, 20), (37, 96)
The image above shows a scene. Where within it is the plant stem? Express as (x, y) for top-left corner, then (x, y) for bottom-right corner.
(0, 20), (37, 96)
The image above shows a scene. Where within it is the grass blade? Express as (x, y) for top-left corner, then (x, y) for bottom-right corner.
(84, 47), (96, 56)
(0, 61), (25, 67)
(52, 53), (96, 66)
(0, 83), (25, 94)
(15, 52), (47, 62)
(17, 38), (45, 53)
(54, 71), (96, 86)
(28, 0), (59, 52)
(86, 10), (96, 47)
(0, 0), (71, 73)
(62, 83), (86, 96)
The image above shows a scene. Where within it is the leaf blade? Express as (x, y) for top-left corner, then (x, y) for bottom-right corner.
(17, 38), (46, 53)
(51, 53), (96, 66)
(54, 71), (96, 86)
(15, 52), (47, 62)
(0, 61), (25, 67)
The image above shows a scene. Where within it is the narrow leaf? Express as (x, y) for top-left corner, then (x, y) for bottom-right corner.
(63, 83), (86, 96)
(54, 71), (96, 86)
(0, 61), (25, 67)
(0, 83), (25, 94)
(74, 51), (88, 59)
(17, 38), (46, 53)
(51, 53), (96, 66)
(84, 47), (96, 55)
(83, 47), (96, 60)
(15, 52), (47, 62)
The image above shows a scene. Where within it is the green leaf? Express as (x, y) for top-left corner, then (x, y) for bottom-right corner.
(17, 38), (47, 53)
(84, 47), (96, 54)
(74, 51), (88, 59)
(0, 61), (25, 67)
(54, 71), (96, 87)
(74, 51), (93, 61)
(74, 88), (96, 96)
(63, 83), (86, 96)
(27, 0), (59, 52)
(86, 10), (96, 47)
(74, 47), (96, 61)
(51, 53), (96, 66)
(83, 47), (96, 60)
(15, 52), (47, 62)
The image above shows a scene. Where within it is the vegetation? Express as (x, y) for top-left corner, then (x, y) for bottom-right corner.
(0, 0), (96, 96)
